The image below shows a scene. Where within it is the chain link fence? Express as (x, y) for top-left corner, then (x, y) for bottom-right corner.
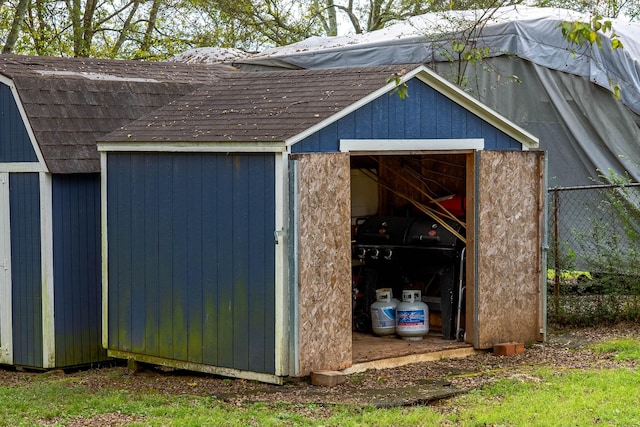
(547, 182), (640, 325)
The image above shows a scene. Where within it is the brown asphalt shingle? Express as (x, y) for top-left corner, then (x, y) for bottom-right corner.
(0, 54), (235, 173)
(99, 65), (420, 144)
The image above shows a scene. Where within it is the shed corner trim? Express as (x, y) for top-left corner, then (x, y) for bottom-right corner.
(0, 172), (13, 364)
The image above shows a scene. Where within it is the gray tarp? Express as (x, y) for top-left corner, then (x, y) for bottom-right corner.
(172, 6), (640, 271)
(230, 6), (640, 273)
(435, 56), (640, 186)
(230, 6), (640, 185)
(246, 7), (640, 115)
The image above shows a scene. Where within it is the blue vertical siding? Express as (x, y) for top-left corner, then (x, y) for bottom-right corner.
(9, 173), (42, 367)
(292, 78), (522, 153)
(107, 152), (276, 374)
(52, 173), (105, 366)
(0, 84), (37, 163)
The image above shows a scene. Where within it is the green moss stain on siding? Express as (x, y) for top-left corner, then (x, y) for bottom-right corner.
(107, 152), (275, 374)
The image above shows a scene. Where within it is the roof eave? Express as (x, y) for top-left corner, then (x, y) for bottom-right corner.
(97, 140), (288, 153)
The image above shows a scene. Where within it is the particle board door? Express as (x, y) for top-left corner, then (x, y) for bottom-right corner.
(290, 152), (353, 376)
(0, 172), (12, 364)
(473, 150), (546, 349)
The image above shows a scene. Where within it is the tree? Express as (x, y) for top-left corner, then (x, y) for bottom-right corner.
(2, 0), (29, 53)
(533, 0), (640, 20)
(310, 0), (450, 35)
(0, 0), (196, 58)
(557, 13), (625, 99)
(2, 0), (635, 60)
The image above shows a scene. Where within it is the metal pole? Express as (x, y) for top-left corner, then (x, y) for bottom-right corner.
(553, 189), (560, 315)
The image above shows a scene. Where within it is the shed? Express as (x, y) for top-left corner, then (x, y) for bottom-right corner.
(0, 54), (231, 369)
(98, 64), (546, 384)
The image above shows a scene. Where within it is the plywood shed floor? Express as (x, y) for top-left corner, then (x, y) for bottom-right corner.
(353, 332), (472, 363)
(346, 332), (476, 374)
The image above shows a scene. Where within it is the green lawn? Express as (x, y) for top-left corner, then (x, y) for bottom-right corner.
(1, 338), (639, 426)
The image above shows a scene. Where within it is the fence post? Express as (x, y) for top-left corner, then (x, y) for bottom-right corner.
(553, 189), (560, 315)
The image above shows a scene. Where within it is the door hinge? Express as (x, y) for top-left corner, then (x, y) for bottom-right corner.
(274, 230), (286, 245)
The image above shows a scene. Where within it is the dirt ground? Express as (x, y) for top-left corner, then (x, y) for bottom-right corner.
(2, 323), (640, 425)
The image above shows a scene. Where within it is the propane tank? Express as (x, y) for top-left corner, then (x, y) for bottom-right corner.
(370, 288), (398, 336)
(396, 289), (429, 341)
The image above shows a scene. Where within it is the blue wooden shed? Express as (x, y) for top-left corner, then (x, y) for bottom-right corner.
(98, 65), (546, 384)
(0, 54), (230, 369)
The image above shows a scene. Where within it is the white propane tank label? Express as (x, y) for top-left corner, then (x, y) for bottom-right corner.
(396, 310), (425, 327)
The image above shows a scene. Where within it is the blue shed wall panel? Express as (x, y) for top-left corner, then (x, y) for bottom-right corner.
(292, 79), (522, 153)
(9, 173), (42, 367)
(52, 173), (106, 366)
(0, 84), (38, 163)
(107, 152), (276, 374)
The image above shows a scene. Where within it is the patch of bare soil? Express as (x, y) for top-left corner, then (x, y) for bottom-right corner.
(2, 323), (639, 423)
(40, 413), (141, 427)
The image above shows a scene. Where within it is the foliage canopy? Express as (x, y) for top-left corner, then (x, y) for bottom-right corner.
(0, 0), (636, 60)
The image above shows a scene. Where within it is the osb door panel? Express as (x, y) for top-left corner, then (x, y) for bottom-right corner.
(475, 150), (545, 349)
(293, 152), (352, 376)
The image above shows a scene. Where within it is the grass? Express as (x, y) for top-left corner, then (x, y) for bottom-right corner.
(445, 368), (640, 426)
(547, 269), (592, 281)
(591, 338), (640, 361)
(2, 337), (640, 426)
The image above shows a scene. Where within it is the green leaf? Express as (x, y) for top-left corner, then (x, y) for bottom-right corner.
(611, 38), (624, 49)
(613, 84), (621, 101)
(452, 41), (465, 53)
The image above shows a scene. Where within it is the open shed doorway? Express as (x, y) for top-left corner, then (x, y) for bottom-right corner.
(292, 149), (543, 375)
(349, 152), (474, 364)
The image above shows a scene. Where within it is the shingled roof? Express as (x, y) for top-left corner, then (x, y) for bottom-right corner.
(98, 65), (421, 145)
(0, 54), (235, 173)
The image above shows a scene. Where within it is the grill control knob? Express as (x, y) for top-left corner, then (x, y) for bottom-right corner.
(370, 248), (380, 260)
(383, 249), (393, 260)
(356, 247), (367, 260)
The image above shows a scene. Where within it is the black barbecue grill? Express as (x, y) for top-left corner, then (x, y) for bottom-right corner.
(352, 216), (465, 340)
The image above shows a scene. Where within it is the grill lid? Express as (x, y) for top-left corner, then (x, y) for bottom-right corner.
(355, 216), (463, 248)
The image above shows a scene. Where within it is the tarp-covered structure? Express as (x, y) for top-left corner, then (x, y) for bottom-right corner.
(214, 6), (640, 187)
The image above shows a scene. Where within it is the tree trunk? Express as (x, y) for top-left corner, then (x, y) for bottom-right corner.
(140, 0), (161, 53)
(326, 0), (337, 36)
(2, 0), (30, 53)
(111, 0), (141, 57)
(79, 0), (98, 56)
